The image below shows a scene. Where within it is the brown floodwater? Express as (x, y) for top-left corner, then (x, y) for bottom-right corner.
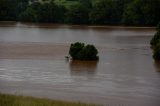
(0, 22), (160, 106)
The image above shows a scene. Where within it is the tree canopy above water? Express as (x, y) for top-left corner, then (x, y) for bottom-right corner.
(69, 42), (99, 61)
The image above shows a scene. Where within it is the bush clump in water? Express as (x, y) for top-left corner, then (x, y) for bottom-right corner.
(69, 42), (99, 61)
(150, 23), (160, 48)
(150, 23), (160, 60)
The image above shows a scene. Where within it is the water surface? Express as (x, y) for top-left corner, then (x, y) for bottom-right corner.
(0, 22), (160, 106)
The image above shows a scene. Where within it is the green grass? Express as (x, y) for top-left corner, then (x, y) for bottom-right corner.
(0, 93), (98, 106)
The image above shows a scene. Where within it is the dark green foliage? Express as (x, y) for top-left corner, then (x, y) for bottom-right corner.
(123, 0), (160, 26)
(151, 23), (160, 60)
(0, 0), (160, 26)
(19, 7), (38, 22)
(150, 23), (160, 47)
(156, 22), (160, 31)
(79, 45), (99, 60)
(19, 1), (66, 23)
(69, 42), (99, 61)
(89, 0), (113, 24)
(79, 0), (92, 8)
(0, 0), (18, 20)
(150, 31), (160, 47)
(0, 0), (28, 21)
(89, 0), (126, 25)
(65, 3), (89, 24)
(69, 42), (85, 60)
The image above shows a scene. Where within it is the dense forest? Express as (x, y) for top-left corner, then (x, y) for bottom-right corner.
(0, 0), (160, 26)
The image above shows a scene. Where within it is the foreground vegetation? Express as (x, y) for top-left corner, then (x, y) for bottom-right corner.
(0, 0), (160, 26)
(0, 93), (98, 106)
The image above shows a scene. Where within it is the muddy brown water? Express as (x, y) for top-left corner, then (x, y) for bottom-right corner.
(0, 22), (160, 106)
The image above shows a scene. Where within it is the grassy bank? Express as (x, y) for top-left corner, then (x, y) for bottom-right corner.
(0, 93), (98, 106)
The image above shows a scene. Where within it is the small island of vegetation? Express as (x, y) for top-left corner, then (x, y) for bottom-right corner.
(69, 42), (99, 61)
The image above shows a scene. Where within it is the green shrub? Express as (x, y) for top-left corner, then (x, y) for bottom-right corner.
(69, 42), (99, 61)
(69, 42), (85, 60)
(151, 23), (160, 60)
(150, 31), (160, 47)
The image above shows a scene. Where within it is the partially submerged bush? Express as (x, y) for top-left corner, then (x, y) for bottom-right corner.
(150, 22), (160, 47)
(151, 23), (160, 60)
(69, 42), (85, 60)
(156, 22), (160, 31)
(150, 31), (160, 48)
(69, 42), (99, 61)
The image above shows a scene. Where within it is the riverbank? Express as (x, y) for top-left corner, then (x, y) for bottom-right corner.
(0, 21), (156, 29)
(0, 93), (97, 106)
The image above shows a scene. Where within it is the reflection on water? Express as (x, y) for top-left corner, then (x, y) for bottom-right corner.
(154, 61), (160, 72)
(69, 60), (98, 76)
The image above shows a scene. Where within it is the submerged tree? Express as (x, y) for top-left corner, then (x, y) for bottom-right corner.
(69, 42), (99, 61)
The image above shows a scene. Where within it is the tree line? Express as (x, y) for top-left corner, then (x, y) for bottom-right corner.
(0, 0), (160, 26)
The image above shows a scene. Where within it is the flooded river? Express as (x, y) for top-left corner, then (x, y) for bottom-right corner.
(0, 22), (160, 106)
